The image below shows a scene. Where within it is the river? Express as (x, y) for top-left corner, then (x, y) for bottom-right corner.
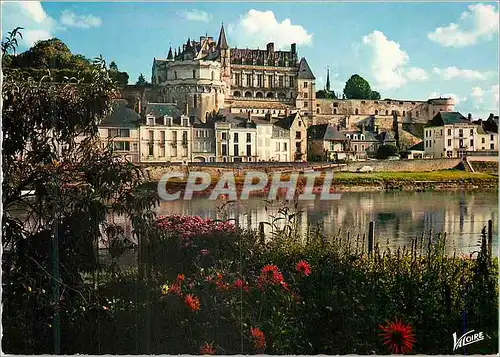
(107, 190), (498, 256)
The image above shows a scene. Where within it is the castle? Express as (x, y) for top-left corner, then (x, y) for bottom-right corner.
(149, 24), (317, 122)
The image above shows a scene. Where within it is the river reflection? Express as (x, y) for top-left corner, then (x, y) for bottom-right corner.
(107, 191), (498, 255)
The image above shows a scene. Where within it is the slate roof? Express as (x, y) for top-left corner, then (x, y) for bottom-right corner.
(274, 113), (299, 130)
(145, 103), (181, 119)
(408, 141), (424, 151)
(217, 24), (229, 50)
(308, 124), (347, 141)
(377, 131), (396, 142)
(425, 112), (469, 127)
(100, 99), (140, 128)
(230, 101), (293, 109)
(343, 130), (378, 141)
(297, 58), (315, 80)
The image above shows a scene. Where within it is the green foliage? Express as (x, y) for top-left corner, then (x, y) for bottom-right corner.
(376, 144), (399, 159)
(343, 74), (373, 100)
(316, 89), (337, 99)
(2, 29), (156, 354)
(136, 73), (148, 86)
(5, 37), (129, 85)
(370, 90), (381, 100)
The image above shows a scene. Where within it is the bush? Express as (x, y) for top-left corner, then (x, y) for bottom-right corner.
(376, 144), (399, 159)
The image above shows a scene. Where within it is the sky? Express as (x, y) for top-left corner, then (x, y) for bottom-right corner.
(2, 1), (499, 119)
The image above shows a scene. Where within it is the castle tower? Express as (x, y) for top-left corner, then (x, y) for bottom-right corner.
(217, 23), (231, 96)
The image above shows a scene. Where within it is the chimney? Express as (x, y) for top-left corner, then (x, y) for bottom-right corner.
(247, 112), (251, 121)
(285, 108), (289, 117)
(136, 96), (142, 114)
(468, 113), (472, 122)
(291, 43), (296, 55)
(185, 101), (189, 116)
(266, 42), (274, 53)
(265, 112), (272, 122)
(361, 124), (365, 133)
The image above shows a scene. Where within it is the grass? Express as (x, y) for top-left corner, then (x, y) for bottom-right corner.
(333, 170), (497, 182)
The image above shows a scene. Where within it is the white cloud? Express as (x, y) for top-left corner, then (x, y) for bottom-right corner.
(361, 31), (428, 90)
(490, 84), (499, 110)
(429, 91), (466, 105)
(177, 9), (212, 23)
(428, 3), (499, 47)
(227, 10), (312, 49)
(60, 10), (102, 29)
(471, 86), (486, 105)
(432, 66), (496, 81)
(1, 1), (57, 47)
(406, 67), (428, 81)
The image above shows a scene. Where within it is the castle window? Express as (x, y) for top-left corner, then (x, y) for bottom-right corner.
(245, 91), (252, 98)
(256, 92), (263, 98)
(355, 109), (359, 115)
(375, 110), (378, 115)
(234, 91), (241, 97)
(246, 74), (252, 87)
(257, 74), (263, 87)
(416, 111), (419, 117)
(211, 71), (214, 81)
(175, 71), (177, 79)
(193, 70), (196, 79)
(304, 92), (308, 99)
(266, 92), (274, 99)
(278, 92), (286, 99)
(304, 82), (308, 88)
(289, 76), (295, 88)
(385, 110), (389, 115)
(333, 108), (337, 114)
(268, 75), (273, 88)
(278, 76), (283, 88)
(304, 102), (308, 108)
(403, 110), (406, 116)
(194, 95), (197, 108)
(361, 101), (366, 104)
(235, 73), (241, 86)
(317, 108), (320, 114)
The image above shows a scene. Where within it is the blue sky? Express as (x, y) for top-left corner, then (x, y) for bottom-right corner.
(2, 1), (498, 118)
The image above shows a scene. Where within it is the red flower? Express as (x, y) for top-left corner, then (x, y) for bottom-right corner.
(379, 319), (416, 354)
(168, 284), (183, 297)
(216, 280), (230, 291)
(296, 260), (311, 276)
(199, 342), (216, 355)
(184, 294), (201, 312)
(250, 327), (266, 351)
(260, 264), (284, 285)
(233, 279), (249, 291)
(177, 273), (185, 282)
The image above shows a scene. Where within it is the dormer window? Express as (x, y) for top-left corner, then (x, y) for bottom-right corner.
(360, 134), (365, 140)
(353, 134), (358, 140)
(346, 134), (350, 139)
(146, 115), (155, 126)
(182, 117), (189, 126)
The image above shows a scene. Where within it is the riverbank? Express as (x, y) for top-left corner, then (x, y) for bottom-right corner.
(143, 170), (498, 194)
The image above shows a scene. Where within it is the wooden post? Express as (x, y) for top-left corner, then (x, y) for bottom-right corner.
(488, 219), (493, 257)
(259, 222), (265, 244)
(368, 221), (374, 254)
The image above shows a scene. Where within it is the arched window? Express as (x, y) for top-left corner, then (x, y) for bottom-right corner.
(317, 108), (320, 114)
(256, 92), (263, 98)
(403, 110), (406, 116)
(353, 134), (358, 140)
(245, 91), (252, 98)
(333, 108), (337, 114)
(354, 145), (358, 151)
(346, 134), (350, 139)
(355, 108), (359, 115)
(266, 92), (275, 98)
(360, 134), (365, 140)
(278, 92), (286, 99)
(234, 91), (241, 97)
(361, 145), (365, 150)
(385, 110), (389, 115)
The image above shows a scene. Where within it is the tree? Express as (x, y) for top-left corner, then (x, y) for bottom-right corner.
(376, 144), (399, 159)
(109, 61), (118, 71)
(2, 29), (157, 353)
(136, 73), (147, 85)
(370, 91), (381, 100)
(316, 89), (337, 99)
(343, 74), (372, 100)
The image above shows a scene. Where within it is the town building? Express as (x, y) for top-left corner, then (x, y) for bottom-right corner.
(97, 99), (141, 162)
(307, 124), (347, 161)
(423, 112), (498, 158)
(214, 113), (258, 162)
(140, 103), (192, 163)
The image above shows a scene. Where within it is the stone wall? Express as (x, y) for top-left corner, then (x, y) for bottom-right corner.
(344, 158), (462, 172)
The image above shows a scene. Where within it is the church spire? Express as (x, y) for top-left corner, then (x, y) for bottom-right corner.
(326, 66), (331, 92)
(217, 22), (229, 49)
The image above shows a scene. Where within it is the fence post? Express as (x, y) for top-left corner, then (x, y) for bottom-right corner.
(259, 222), (265, 244)
(368, 221), (374, 254)
(488, 219), (493, 257)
